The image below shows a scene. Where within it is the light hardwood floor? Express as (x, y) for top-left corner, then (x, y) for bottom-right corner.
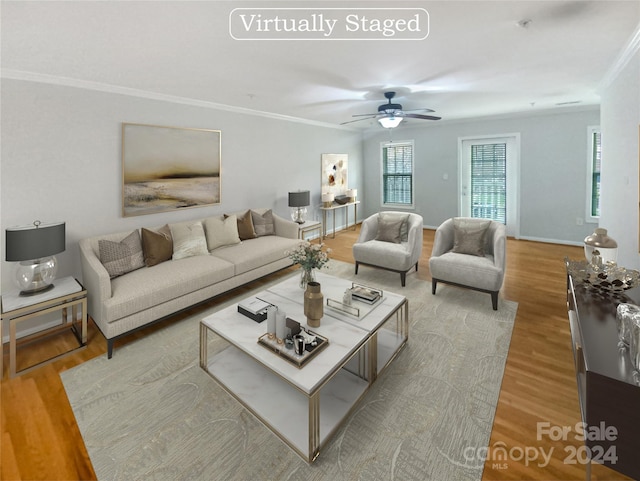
(0, 226), (632, 481)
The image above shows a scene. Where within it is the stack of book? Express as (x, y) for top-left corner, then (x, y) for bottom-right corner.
(351, 285), (381, 304)
(237, 297), (271, 322)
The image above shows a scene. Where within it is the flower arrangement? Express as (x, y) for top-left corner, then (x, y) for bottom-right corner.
(288, 241), (331, 271)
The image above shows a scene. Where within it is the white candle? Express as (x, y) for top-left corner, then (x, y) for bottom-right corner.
(276, 309), (287, 343)
(266, 306), (276, 339)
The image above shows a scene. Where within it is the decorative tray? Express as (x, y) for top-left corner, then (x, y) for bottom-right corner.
(326, 282), (383, 318)
(258, 328), (328, 368)
(565, 257), (640, 293)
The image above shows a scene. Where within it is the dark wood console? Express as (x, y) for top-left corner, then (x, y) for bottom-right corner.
(566, 273), (640, 480)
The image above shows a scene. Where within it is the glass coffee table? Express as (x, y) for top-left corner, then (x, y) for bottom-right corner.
(199, 271), (408, 463)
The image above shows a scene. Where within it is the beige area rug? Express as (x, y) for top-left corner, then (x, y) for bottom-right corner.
(61, 260), (517, 481)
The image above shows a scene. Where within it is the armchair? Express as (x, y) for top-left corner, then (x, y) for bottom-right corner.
(352, 212), (424, 286)
(429, 217), (506, 310)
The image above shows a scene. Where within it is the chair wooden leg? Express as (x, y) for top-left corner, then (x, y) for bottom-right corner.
(432, 279), (437, 295)
(415, 262), (419, 272)
(400, 272), (406, 287)
(355, 262), (359, 275)
(491, 291), (498, 310)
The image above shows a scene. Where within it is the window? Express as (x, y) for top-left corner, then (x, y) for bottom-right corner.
(470, 143), (507, 224)
(381, 141), (414, 207)
(587, 126), (601, 222)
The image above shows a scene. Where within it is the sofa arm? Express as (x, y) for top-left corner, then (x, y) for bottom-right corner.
(79, 239), (112, 324)
(273, 214), (299, 239)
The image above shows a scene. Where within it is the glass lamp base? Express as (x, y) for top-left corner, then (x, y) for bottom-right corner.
(291, 207), (307, 224)
(15, 256), (58, 296)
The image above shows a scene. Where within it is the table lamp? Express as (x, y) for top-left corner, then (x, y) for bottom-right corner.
(5, 220), (66, 295)
(322, 192), (334, 207)
(288, 190), (310, 224)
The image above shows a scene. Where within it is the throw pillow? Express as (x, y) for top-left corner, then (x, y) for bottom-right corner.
(451, 218), (492, 256)
(204, 215), (241, 250)
(376, 213), (409, 243)
(251, 209), (275, 237)
(141, 224), (173, 267)
(226, 210), (257, 241)
(169, 221), (209, 260)
(99, 230), (145, 278)
(379, 212), (410, 242)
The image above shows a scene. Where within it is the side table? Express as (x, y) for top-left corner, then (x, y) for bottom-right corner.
(1, 276), (87, 378)
(298, 220), (322, 243)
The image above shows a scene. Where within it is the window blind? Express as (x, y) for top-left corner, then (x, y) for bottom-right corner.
(383, 143), (413, 205)
(470, 143), (506, 224)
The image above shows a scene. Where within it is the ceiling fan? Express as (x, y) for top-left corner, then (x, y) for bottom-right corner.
(341, 91), (441, 128)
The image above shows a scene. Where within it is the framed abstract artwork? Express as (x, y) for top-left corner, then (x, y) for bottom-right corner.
(122, 123), (221, 217)
(321, 153), (348, 196)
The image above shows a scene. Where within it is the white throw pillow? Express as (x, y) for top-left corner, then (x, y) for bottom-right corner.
(169, 221), (209, 260)
(204, 215), (241, 251)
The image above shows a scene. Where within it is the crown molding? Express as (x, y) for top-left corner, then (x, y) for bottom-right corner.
(1, 69), (359, 132)
(600, 21), (640, 90)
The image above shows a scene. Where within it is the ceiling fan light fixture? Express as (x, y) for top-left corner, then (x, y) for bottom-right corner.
(378, 116), (403, 129)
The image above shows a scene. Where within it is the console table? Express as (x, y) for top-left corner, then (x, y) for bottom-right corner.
(319, 201), (359, 238)
(566, 271), (640, 480)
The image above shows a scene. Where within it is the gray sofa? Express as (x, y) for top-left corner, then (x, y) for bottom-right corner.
(79, 209), (301, 357)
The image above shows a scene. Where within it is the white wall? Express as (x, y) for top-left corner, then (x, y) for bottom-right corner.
(600, 43), (640, 270)
(362, 108), (601, 244)
(0, 79), (364, 294)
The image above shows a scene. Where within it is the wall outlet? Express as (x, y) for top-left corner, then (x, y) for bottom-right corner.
(576, 217), (584, 226)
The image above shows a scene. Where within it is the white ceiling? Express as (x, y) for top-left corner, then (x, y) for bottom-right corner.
(2, 1), (639, 129)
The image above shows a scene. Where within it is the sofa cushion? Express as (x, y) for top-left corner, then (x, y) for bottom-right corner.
(231, 210), (257, 240)
(170, 220), (209, 260)
(251, 209), (275, 237)
(376, 213), (408, 243)
(141, 224), (173, 267)
(211, 236), (300, 275)
(353, 239), (414, 271)
(99, 230), (145, 278)
(104, 255), (235, 323)
(204, 215), (241, 251)
(429, 251), (502, 291)
(452, 218), (491, 256)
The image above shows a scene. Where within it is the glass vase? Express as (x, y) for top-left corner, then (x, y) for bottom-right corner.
(300, 268), (315, 289)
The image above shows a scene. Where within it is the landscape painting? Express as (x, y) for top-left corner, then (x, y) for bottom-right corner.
(122, 123), (221, 217)
(321, 153), (348, 196)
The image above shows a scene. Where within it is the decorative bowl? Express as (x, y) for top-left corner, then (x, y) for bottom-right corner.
(334, 195), (349, 205)
(566, 258), (640, 293)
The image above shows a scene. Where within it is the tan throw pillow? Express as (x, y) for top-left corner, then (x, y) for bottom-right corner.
(204, 215), (241, 250)
(226, 210), (257, 241)
(251, 209), (275, 237)
(99, 230), (145, 278)
(376, 213), (409, 243)
(141, 224), (173, 267)
(452, 218), (492, 256)
(170, 221), (209, 260)
(379, 212), (409, 242)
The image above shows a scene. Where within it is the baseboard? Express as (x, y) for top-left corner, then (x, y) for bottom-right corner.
(517, 235), (583, 247)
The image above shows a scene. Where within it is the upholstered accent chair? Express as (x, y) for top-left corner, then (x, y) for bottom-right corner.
(429, 217), (506, 310)
(352, 212), (424, 286)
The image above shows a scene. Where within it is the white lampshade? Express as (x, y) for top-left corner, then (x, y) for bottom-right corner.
(321, 192), (334, 203)
(346, 189), (357, 198)
(378, 116), (403, 129)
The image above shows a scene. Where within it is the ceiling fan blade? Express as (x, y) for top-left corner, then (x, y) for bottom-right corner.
(403, 113), (442, 121)
(351, 112), (381, 117)
(401, 108), (436, 113)
(340, 116), (377, 125)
